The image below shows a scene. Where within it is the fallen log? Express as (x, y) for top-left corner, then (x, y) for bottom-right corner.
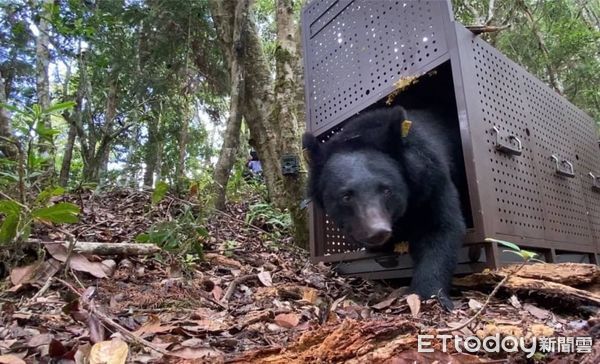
(498, 263), (599, 286)
(27, 239), (161, 256)
(453, 270), (600, 307)
(230, 318), (419, 363)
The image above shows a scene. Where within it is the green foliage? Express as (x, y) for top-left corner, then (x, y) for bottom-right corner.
(136, 206), (206, 257)
(151, 181), (169, 205)
(222, 240), (238, 257)
(35, 186), (66, 206)
(31, 202), (80, 224)
(484, 238), (543, 262)
(0, 193), (79, 246)
(0, 201), (21, 245)
(246, 203), (292, 232)
(2, 101), (74, 190)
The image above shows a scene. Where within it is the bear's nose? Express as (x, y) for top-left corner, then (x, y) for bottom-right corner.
(365, 227), (392, 246)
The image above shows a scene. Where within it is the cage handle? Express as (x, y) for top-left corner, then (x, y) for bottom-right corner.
(491, 127), (522, 156)
(551, 155), (575, 178)
(589, 173), (600, 192)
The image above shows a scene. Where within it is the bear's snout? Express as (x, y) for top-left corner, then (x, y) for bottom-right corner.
(356, 206), (392, 247)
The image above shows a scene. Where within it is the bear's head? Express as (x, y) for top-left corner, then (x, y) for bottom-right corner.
(303, 107), (410, 249)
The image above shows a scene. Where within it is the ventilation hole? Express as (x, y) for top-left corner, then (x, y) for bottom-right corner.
(576, 154), (579, 160)
(525, 128), (530, 137)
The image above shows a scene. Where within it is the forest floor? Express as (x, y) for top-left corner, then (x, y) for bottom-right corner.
(1, 188), (599, 363)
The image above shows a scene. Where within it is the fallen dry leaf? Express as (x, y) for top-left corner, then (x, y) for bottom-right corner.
(27, 333), (52, 347)
(133, 315), (176, 337)
(204, 253), (242, 269)
(74, 343), (92, 364)
(0, 355), (26, 364)
(476, 324), (523, 339)
(212, 285), (223, 301)
(275, 313), (300, 329)
(183, 319), (229, 333)
(8, 259), (61, 290)
(257, 271), (273, 287)
(45, 243), (107, 278)
(100, 260), (116, 276)
(89, 339), (128, 364)
(180, 338), (205, 348)
(301, 287), (319, 304)
(10, 264), (37, 286)
(88, 314), (105, 343)
(406, 294), (421, 318)
(530, 324), (554, 337)
(468, 298), (483, 311)
(169, 347), (224, 361)
(372, 296), (396, 310)
(509, 295), (522, 309)
(523, 303), (551, 320)
(385, 349), (485, 363)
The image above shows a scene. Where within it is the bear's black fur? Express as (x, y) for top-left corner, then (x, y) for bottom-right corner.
(303, 105), (465, 310)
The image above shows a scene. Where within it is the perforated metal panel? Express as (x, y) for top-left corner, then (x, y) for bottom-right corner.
(303, 0), (451, 135)
(523, 75), (593, 247)
(470, 38), (545, 239)
(566, 101), (600, 247)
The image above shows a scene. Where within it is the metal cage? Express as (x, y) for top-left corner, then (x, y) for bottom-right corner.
(301, 0), (600, 277)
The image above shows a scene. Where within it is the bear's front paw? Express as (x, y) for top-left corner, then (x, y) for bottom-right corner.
(411, 285), (454, 311)
(436, 291), (454, 311)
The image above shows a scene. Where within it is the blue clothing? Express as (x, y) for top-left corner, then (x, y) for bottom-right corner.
(248, 160), (262, 174)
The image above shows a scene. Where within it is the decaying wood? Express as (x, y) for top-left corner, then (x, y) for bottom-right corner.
(454, 265), (600, 307)
(498, 263), (600, 286)
(230, 318), (419, 363)
(28, 240), (161, 256)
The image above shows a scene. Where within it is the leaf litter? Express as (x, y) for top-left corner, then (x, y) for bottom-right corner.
(0, 187), (599, 363)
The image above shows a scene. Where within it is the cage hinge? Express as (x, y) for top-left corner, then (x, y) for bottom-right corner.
(551, 155), (575, 178)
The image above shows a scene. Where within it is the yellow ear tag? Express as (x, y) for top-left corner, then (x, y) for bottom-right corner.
(394, 241), (410, 254)
(401, 120), (412, 138)
(302, 148), (311, 165)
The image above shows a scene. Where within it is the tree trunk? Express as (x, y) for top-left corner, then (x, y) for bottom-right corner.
(210, 0), (309, 247)
(272, 0), (308, 248)
(35, 0), (54, 177)
(212, 0), (249, 210)
(82, 154), (100, 182)
(0, 70), (17, 158)
(175, 103), (191, 192)
(58, 124), (77, 186)
(143, 113), (160, 187)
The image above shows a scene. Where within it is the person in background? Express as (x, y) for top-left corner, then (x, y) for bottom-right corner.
(246, 150), (262, 180)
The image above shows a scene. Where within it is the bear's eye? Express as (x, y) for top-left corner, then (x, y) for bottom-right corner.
(342, 191), (353, 202)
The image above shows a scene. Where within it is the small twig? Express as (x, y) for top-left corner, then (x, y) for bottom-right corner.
(438, 261), (528, 334)
(58, 228), (78, 277)
(208, 206), (270, 235)
(30, 277), (54, 301)
(56, 278), (169, 356)
(221, 274), (256, 304)
(69, 269), (86, 290)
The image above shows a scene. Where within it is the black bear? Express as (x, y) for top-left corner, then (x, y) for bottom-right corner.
(303, 105), (465, 310)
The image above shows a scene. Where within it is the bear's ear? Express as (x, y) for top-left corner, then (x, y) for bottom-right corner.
(388, 106), (412, 139)
(302, 132), (321, 166)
